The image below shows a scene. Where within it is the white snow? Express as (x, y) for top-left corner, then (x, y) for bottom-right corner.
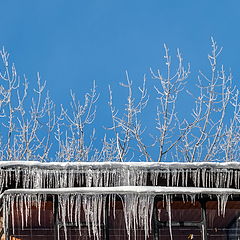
(2, 161), (240, 239)
(1, 160), (240, 169)
(2, 186), (236, 240)
(0, 161), (240, 191)
(2, 186), (240, 195)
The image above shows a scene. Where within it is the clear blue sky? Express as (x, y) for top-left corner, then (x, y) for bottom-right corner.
(1, 1), (240, 97)
(0, 1), (240, 159)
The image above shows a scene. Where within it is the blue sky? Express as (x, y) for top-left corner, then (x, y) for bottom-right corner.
(0, 1), (240, 160)
(1, 1), (240, 97)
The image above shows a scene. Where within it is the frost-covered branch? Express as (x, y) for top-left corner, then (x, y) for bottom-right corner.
(151, 45), (190, 162)
(182, 38), (233, 162)
(0, 40), (239, 162)
(220, 90), (240, 162)
(56, 82), (99, 161)
(108, 72), (150, 161)
(0, 48), (56, 161)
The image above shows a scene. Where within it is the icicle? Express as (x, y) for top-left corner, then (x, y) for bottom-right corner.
(98, 195), (103, 238)
(19, 195), (24, 230)
(121, 168), (129, 186)
(181, 169), (184, 187)
(172, 169), (177, 186)
(227, 170), (233, 188)
(150, 170), (158, 186)
(176, 169), (180, 187)
(235, 170), (239, 188)
(37, 194), (42, 226)
(217, 194), (229, 217)
(210, 168), (214, 188)
(181, 194), (186, 204)
(14, 169), (20, 188)
(215, 169), (219, 188)
(59, 195), (68, 240)
(192, 169), (197, 187)
(167, 169), (170, 187)
(197, 169), (201, 187)
(122, 194), (133, 239)
(75, 195), (81, 235)
(185, 169), (189, 187)
(104, 169), (109, 187)
(5, 170), (8, 188)
(10, 195), (15, 235)
(121, 194), (154, 240)
(68, 169), (74, 188)
(0, 170), (4, 193)
(202, 169), (206, 188)
(3, 195), (9, 239)
(166, 195), (173, 240)
(112, 194), (116, 219)
(15, 194), (20, 227)
(190, 194), (196, 204)
(86, 169), (93, 187)
(82, 195), (91, 238)
(24, 195), (29, 227)
(33, 170), (42, 189)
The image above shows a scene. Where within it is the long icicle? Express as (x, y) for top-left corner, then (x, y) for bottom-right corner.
(166, 195), (173, 240)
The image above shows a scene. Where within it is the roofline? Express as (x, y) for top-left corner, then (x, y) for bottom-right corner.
(2, 186), (240, 196)
(1, 160), (240, 170)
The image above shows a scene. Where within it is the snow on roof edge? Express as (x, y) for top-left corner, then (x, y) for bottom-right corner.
(2, 186), (240, 196)
(0, 160), (240, 170)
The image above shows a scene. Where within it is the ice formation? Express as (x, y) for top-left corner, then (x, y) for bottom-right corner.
(2, 191), (154, 240)
(2, 186), (239, 240)
(1, 161), (240, 239)
(0, 161), (240, 191)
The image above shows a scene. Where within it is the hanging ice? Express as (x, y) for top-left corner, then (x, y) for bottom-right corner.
(1, 161), (240, 239)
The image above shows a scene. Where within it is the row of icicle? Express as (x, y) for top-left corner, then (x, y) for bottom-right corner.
(0, 165), (236, 239)
(0, 166), (239, 190)
(2, 192), (231, 240)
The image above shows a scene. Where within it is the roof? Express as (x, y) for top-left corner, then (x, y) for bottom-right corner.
(2, 186), (240, 196)
(1, 160), (240, 170)
(0, 160), (239, 190)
